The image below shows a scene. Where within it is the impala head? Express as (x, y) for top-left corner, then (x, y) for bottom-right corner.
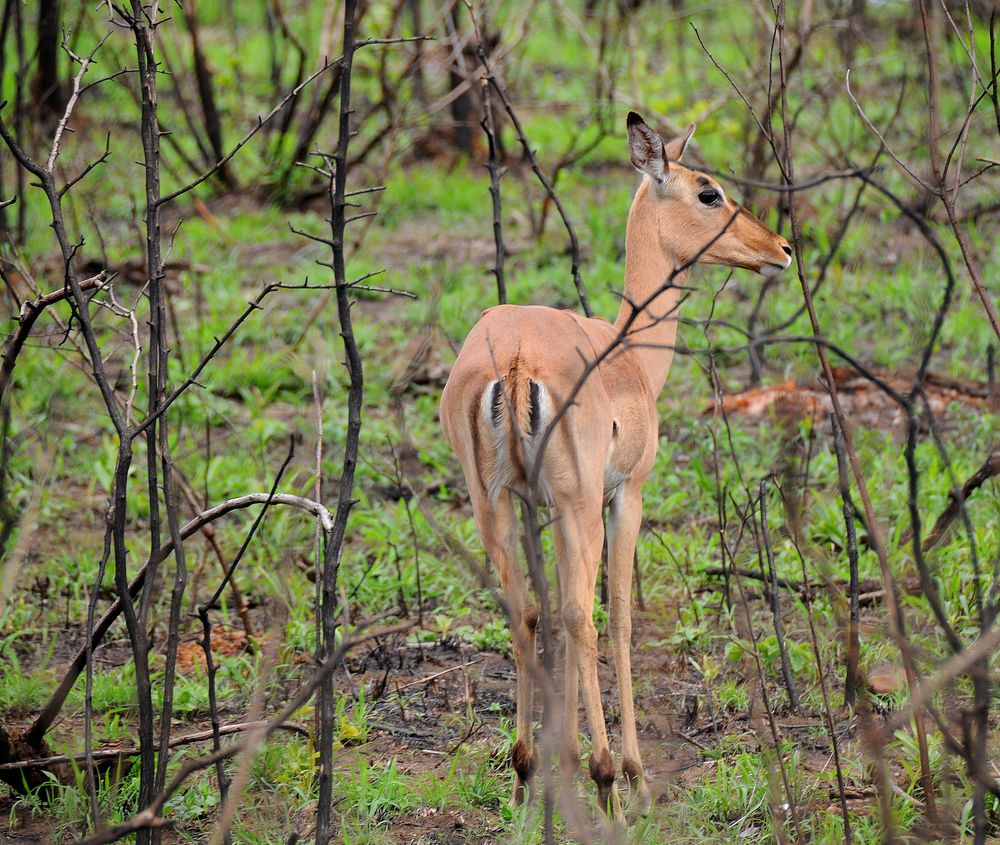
(626, 111), (792, 277)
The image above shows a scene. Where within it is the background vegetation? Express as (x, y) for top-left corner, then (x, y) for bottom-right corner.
(0, 0), (998, 843)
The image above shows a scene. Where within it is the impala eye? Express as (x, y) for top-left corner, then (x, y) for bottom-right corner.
(698, 188), (722, 206)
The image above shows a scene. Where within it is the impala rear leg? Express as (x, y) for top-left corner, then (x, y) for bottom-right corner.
(556, 502), (621, 819)
(469, 487), (538, 806)
(607, 482), (652, 816)
(552, 524), (580, 773)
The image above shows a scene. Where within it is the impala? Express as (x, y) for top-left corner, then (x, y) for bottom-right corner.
(440, 112), (792, 816)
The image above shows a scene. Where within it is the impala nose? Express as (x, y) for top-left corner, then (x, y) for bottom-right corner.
(761, 237), (793, 277)
(777, 238), (793, 269)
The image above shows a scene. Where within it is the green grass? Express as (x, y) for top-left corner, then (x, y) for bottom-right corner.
(2, 0), (999, 842)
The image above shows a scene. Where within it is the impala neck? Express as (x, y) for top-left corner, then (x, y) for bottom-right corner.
(613, 178), (686, 396)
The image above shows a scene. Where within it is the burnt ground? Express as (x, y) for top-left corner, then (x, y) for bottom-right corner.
(4, 366), (991, 841)
(1, 354), (990, 842)
(2, 600), (888, 844)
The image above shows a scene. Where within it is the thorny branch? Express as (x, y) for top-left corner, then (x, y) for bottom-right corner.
(0, 271), (108, 403)
(314, 1), (367, 842)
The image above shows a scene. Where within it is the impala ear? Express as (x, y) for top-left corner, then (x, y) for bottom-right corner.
(664, 123), (696, 162)
(626, 111), (668, 183)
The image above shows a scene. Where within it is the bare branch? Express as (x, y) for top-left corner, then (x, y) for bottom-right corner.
(74, 619), (413, 845)
(47, 32), (111, 171)
(0, 272), (108, 404)
(845, 69), (937, 193)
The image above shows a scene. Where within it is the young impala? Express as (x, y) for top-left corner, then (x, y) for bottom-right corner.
(440, 112), (792, 816)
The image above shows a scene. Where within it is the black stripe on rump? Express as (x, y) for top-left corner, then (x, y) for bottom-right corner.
(528, 380), (541, 436)
(490, 380), (505, 428)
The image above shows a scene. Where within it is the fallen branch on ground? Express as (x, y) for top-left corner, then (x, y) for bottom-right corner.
(905, 451), (1000, 552)
(703, 566), (921, 607)
(0, 721), (309, 773)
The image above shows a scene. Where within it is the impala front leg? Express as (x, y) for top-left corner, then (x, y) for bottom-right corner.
(608, 482), (652, 816)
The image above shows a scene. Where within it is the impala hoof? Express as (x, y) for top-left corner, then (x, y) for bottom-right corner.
(589, 749), (622, 819)
(623, 758), (652, 818)
(509, 777), (529, 808)
(509, 739), (537, 807)
(595, 783), (624, 824)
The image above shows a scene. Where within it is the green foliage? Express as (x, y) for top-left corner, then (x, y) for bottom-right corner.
(756, 635), (814, 682)
(339, 757), (416, 828)
(2, 0), (999, 842)
(335, 688), (372, 747)
(0, 658), (52, 714)
(455, 617), (513, 656)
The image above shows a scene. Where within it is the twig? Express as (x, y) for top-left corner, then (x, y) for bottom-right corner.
(831, 413), (861, 708)
(777, 3), (938, 829)
(174, 475), (253, 642)
(198, 439), (296, 819)
(0, 272), (108, 403)
(905, 452), (1000, 552)
(388, 439), (423, 624)
(395, 658), (484, 692)
(698, 165), (878, 193)
(46, 32), (111, 172)
(678, 731), (709, 752)
(74, 620), (414, 845)
(131, 282), (282, 439)
(0, 722), (309, 772)
(758, 478), (799, 710)
(480, 77), (506, 305)
(312, 370), (325, 741)
(845, 70), (936, 194)
(528, 210), (740, 491)
(885, 625), (1000, 738)
(155, 57), (342, 207)
(466, 5), (506, 305)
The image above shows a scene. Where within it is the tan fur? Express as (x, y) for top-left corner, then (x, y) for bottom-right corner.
(439, 113), (790, 817)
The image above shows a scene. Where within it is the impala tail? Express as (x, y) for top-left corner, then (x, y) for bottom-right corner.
(481, 364), (548, 503)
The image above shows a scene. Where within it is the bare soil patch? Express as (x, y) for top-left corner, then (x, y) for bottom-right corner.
(711, 366), (993, 427)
